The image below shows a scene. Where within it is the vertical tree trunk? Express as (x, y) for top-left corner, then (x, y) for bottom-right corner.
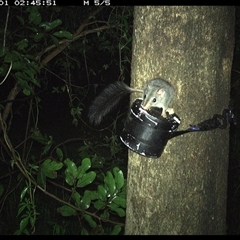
(125, 6), (234, 235)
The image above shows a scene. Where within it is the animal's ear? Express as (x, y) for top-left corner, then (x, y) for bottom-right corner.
(157, 88), (165, 96)
(146, 83), (150, 90)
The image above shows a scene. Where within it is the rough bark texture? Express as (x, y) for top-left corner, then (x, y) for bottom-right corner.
(125, 6), (235, 235)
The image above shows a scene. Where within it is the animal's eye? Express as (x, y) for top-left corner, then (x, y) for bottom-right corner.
(152, 98), (156, 103)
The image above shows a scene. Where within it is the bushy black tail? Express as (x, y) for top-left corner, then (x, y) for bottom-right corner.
(88, 81), (141, 125)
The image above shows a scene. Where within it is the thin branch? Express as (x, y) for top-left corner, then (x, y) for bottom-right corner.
(39, 25), (111, 66)
(40, 6), (105, 67)
(0, 83), (22, 133)
(3, 6), (10, 49)
(0, 61), (12, 85)
(37, 22), (110, 58)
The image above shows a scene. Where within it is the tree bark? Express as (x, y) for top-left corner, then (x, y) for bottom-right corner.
(125, 6), (235, 235)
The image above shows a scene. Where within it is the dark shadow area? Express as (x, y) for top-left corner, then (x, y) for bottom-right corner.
(226, 7), (240, 235)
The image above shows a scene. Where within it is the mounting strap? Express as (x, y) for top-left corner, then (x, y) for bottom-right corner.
(169, 100), (237, 139)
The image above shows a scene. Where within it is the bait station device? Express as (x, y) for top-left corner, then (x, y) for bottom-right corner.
(120, 98), (180, 158)
(120, 98), (236, 159)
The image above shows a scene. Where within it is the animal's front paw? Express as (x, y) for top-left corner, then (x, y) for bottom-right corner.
(166, 108), (174, 115)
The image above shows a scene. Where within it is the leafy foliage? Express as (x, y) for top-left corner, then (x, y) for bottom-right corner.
(0, 6), (133, 234)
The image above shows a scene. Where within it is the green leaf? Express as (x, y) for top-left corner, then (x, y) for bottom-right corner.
(117, 184), (126, 199)
(37, 171), (46, 189)
(100, 209), (109, 220)
(109, 203), (125, 217)
(97, 185), (107, 201)
(72, 191), (81, 208)
(110, 225), (121, 235)
(42, 136), (53, 155)
(24, 68), (34, 79)
(29, 216), (35, 227)
(64, 158), (77, 186)
(16, 15), (24, 25)
(30, 77), (40, 88)
(57, 205), (76, 217)
(77, 158), (91, 179)
(20, 217), (29, 232)
(43, 159), (63, 171)
(39, 19), (62, 32)
(15, 72), (29, 82)
(77, 171), (96, 187)
(16, 78), (31, 93)
(28, 9), (41, 25)
(17, 202), (28, 217)
(12, 61), (25, 70)
(34, 32), (45, 42)
(23, 88), (31, 96)
(81, 228), (89, 235)
(87, 190), (99, 201)
(26, 26), (38, 33)
(104, 171), (116, 196)
(50, 35), (59, 46)
(31, 129), (49, 144)
(41, 159), (63, 179)
(23, 69), (41, 87)
(81, 190), (91, 209)
(56, 148), (63, 161)
(93, 200), (105, 210)
(83, 214), (97, 228)
(30, 130), (53, 154)
(22, 228), (30, 235)
(20, 186), (28, 201)
(113, 167), (124, 190)
(13, 229), (21, 235)
(112, 196), (126, 208)
(29, 163), (39, 171)
(53, 31), (73, 40)
(15, 39), (28, 50)
(27, 62), (40, 73)
(4, 51), (19, 62)
(23, 67), (40, 88)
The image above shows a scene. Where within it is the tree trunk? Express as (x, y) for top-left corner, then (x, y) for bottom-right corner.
(125, 6), (235, 235)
